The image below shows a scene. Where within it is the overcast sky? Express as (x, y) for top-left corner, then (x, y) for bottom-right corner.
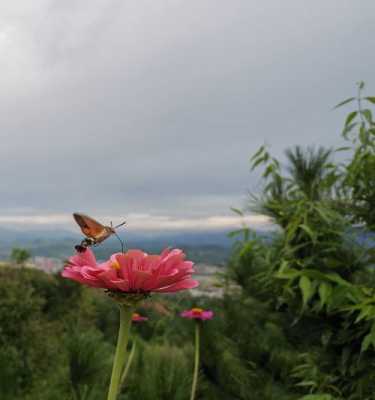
(0, 1), (374, 231)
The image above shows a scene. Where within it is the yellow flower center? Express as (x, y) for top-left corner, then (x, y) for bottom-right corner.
(111, 259), (121, 269)
(192, 308), (203, 314)
(132, 313), (140, 318)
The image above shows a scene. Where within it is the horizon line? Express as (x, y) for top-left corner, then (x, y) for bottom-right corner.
(0, 213), (272, 232)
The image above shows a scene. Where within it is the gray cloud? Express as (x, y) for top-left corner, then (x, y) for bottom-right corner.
(0, 0), (374, 225)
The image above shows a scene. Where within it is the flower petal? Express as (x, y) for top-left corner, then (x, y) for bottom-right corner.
(153, 279), (199, 293)
(61, 247), (198, 294)
(68, 248), (97, 267)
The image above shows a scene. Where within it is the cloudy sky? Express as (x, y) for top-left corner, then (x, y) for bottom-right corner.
(0, 1), (374, 231)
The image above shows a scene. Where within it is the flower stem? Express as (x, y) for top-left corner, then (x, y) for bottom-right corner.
(120, 338), (137, 387)
(190, 321), (200, 400)
(107, 305), (133, 400)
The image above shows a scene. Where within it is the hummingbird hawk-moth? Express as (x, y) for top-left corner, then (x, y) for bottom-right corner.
(73, 213), (126, 252)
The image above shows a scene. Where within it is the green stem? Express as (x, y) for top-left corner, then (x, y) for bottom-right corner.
(120, 338), (137, 387)
(107, 305), (133, 400)
(190, 321), (201, 400)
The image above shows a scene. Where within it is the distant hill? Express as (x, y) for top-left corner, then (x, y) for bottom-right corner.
(0, 226), (278, 264)
(0, 227), (237, 264)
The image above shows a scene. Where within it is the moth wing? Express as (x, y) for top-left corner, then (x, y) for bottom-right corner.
(73, 213), (107, 239)
(94, 227), (114, 243)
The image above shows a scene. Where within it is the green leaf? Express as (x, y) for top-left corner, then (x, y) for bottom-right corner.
(230, 207), (243, 216)
(365, 96), (375, 104)
(362, 109), (373, 124)
(276, 261), (301, 280)
(361, 323), (375, 352)
(354, 305), (374, 323)
(324, 272), (351, 287)
(334, 146), (351, 152)
(272, 158), (280, 169)
(250, 145), (265, 161)
(299, 276), (314, 308)
(227, 228), (249, 239)
(263, 164), (275, 178)
(227, 229), (242, 238)
(314, 205), (333, 223)
(333, 97), (355, 109)
(342, 122), (358, 139)
(299, 224), (316, 243)
(250, 155), (266, 170)
(359, 124), (368, 144)
(276, 269), (300, 280)
(344, 111), (357, 126)
(361, 332), (374, 352)
(319, 282), (333, 307)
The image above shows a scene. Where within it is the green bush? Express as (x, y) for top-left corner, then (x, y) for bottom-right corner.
(123, 341), (192, 400)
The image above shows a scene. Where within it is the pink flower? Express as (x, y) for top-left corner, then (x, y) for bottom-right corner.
(180, 307), (214, 321)
(61, 248), (199, 294)
(132, 313), (148, 323)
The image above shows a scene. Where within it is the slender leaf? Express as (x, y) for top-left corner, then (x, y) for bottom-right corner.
(299, 276), (314, 308)
(319, 282), (333, 307)
(250, 145), (265, 161)
(344, 111), (357, 126)
(361, 109), (373, 124)
(333, 97), (355, 109)
(230, 207), (243, 216)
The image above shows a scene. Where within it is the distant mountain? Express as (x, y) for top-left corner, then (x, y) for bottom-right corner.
(0, 227), (79, 243)
(0, 226), (276, 264)
(0, 227), (233, 264)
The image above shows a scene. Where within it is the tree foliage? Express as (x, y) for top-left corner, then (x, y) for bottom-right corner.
(10, 247), (31, 265)
(224, 83), (375, 399)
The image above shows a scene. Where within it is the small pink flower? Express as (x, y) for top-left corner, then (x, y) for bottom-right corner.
(180, 307), (214, 321)
(132, 313), (148, 323)
(61, 247), (199, 294)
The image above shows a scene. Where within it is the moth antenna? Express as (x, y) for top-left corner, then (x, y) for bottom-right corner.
(114, 221), (127, 229)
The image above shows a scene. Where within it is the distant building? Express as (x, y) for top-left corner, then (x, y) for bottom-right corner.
(32, 257), (63, 274)
(191, 263), (224, 298)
